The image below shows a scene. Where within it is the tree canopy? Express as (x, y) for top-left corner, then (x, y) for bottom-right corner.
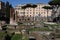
(48, 0), (60, 23)
(31, 4), (37, 8)
(43, 6), (53, 9)
(48, 0), (60, 6)
(22, 4), (37, 9)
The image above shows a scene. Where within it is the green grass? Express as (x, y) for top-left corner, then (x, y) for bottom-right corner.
(11, 34), (29, 40)
(11, 34), (22, 40)
(0, 31), (6, 40)
(22, 36), (29, 40)
(29, 27), (53, 32)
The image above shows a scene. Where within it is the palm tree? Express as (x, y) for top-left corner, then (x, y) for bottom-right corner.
(43, 6), (53, 21)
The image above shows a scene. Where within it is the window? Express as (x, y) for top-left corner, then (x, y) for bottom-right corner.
(30, 15), (31, 17)
(30, 12), (31, 14)
(38, 13), (40, 16)
(25, 19), (26, 21)
(35, 18), (37, 21)
(22, 18), (24, 20)
(26, 12), (28, 14)
(36, 12), (38, 14)
(27, 10), (28, 11)
(39, 7), (40, 9)
(30, 10), (31, 11)
(28, 18), (30, 20)
(19, 19), (21, 21)
(22, 16), (24, 18)
(27, 15), (28, 17)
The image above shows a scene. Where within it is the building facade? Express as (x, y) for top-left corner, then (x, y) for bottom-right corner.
(15, 3), (52, 23)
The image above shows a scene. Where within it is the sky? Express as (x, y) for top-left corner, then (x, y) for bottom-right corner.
(1, 0), (50, 7)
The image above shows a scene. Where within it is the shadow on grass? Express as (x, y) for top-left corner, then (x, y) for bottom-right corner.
(4, 32), (15, 40)
(5, 34), (11, 40)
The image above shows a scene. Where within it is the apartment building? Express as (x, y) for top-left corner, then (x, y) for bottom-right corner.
(15, 3), (52, 22)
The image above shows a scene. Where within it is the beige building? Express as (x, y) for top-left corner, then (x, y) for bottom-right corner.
(15, 3), (52, 22)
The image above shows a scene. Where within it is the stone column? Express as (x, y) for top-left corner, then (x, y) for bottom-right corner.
(10, 8), (15, 24)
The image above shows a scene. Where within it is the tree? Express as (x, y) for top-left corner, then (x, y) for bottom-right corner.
(0, 2), (5, 21)
(5, 1), (13, 24)
(48, 0), (60, 22)
(43, 6), (53, 21)
(5, 1), (10, 18)
(49, 0), (60, 6)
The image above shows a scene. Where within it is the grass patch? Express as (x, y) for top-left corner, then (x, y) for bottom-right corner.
(0, 31), (6, 40)
(11, 34), (22, 40)
(29, 27), (53, 32)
